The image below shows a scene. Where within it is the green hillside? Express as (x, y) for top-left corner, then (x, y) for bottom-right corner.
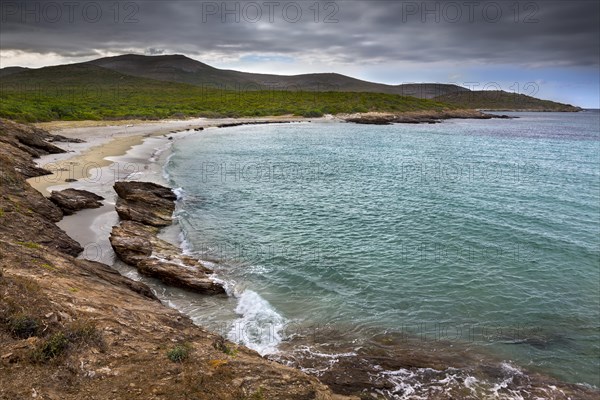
(434, 90), (582, 112)
(0, 64), (454, 122)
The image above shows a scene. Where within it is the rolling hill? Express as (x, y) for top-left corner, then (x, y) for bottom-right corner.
(86, 54), (466, 98)
(0, 54), (582, 122)
(0, 62), (453, 122)
(0, 66), (30, 78)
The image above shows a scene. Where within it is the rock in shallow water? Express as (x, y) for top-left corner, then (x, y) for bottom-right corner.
(114, 181), (176, 227)
(110, 221), (225, 295)
(110, 181), (225, 295)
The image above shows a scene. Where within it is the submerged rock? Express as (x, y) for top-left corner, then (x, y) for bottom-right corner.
(114, 181), (176, 227)
(49, 188), (104, 215)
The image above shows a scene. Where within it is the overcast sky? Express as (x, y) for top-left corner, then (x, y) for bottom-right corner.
(1, 0), (598, 107)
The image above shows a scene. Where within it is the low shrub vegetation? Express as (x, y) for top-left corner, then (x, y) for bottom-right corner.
(0, 66), (453, 122)
(7, 313), (39, 339)
(167, 343), (192, 363)
(32, 332), (70, 362)
(30, 320), (105, 363)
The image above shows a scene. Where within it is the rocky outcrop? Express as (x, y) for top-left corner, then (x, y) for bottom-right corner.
(216, 120), (292, 128)
(0, 118), (71, 158)
(110, 221), (224, 294)
(46, 134), (85, 143)
(0, 234), (349, 400)
(0, 119), (64, 179)
(0, 119), (83, 256)
(49, 188), (104, 215)
(344, 109), (512, 125)
(114, 181), (176, 227)
(110, 182), (226, 295)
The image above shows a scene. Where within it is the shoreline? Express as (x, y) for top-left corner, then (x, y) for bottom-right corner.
(26, 117), (301, 346)
(27, 116), (313, 196)
(21, 116), (600, 398)
(25, 108), (516, 198)
(1, 118), (348, 400)
(26, 115), (311, 268)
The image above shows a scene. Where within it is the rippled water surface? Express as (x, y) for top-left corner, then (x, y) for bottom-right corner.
(165, 111), (600, 390)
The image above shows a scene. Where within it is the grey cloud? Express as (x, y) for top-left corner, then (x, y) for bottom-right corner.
(0, 0), (598, 67)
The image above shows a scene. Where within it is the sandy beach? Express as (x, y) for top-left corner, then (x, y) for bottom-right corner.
(26, 116), (314, 271)
(23, 115), (312, 341)
(27, 116), (310, 195)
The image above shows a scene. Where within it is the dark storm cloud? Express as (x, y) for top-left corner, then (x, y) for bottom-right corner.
(0, 0), (598, 67)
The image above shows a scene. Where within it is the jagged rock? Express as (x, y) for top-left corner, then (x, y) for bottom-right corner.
(109, 224), (153, 265)
(114, 181), (176, 227)
(49, 189), (104, 215)
(1, 146), (54, 179)
(0, 118), (66, 157)
(46, 134), (85, 143)
(109, 221), (225, 295)
(0, 120), (61, 179)
(7, 211), (82, 257)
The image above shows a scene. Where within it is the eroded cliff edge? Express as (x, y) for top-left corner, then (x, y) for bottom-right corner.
(0, 118), (352, 400)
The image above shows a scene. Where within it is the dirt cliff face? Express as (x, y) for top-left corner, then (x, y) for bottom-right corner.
(0, 119), (353, 400)
(0, 119), (82, 255)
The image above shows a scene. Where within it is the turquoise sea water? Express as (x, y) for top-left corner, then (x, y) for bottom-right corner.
(165, 112), (599, 391)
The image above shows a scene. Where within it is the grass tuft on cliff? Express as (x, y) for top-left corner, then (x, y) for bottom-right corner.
(32, 332), (70, 361)
(30, 320), (104, 362)
(167, 343), (192, 363)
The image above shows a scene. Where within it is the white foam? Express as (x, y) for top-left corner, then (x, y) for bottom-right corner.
(500, 362), (523, 376)
(162, 150), (176, 182)
(177, 230), (194, 255)
(149, 142), (172, 163)
(291, 345), (358, 377)
(227, 290), (286, 355)
(126, 171), (145, 180)
(173, 187), (185, 200)
(209, 274), (234, 296)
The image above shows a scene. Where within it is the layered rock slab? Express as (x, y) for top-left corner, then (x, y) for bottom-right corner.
(110, 182), (225, 295)
(49, 188), (104, 215)
(114, 181), (176, 227)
